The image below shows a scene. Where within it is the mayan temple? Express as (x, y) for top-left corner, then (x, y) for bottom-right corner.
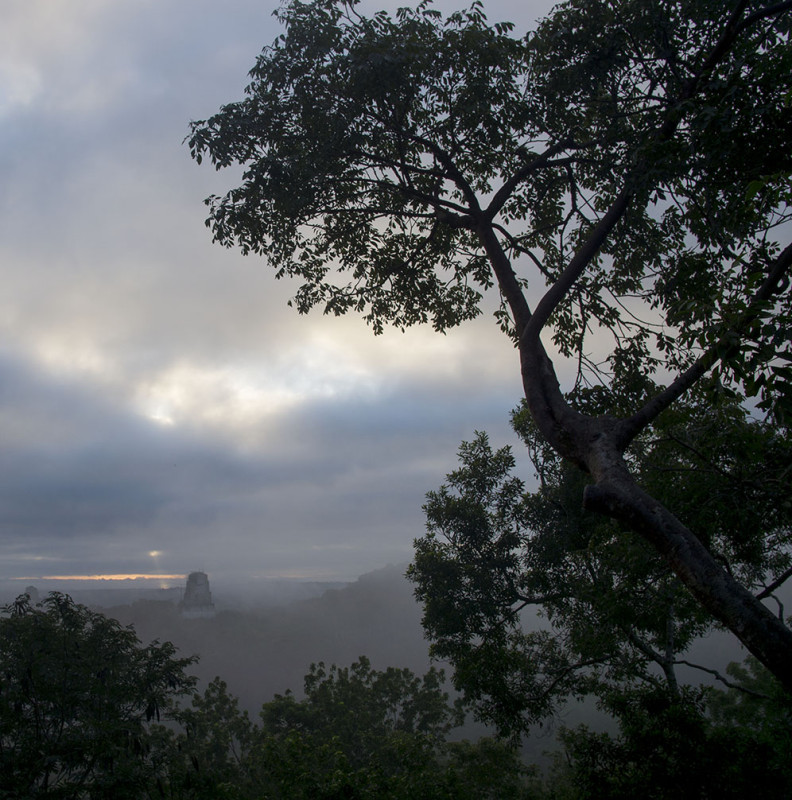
(180, 571), (216, 618)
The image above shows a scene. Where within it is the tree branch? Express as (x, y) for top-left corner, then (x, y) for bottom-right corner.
(674, 659), (771, 699)
(485, 139), (578, 221)
(521, 186), (634, 347)
(757, 564), (792, 600)
(618, 239), (792, 445)
(736, 1), (792, 37)
(477, 223), (532, 333)
(583, 453), (792, 692)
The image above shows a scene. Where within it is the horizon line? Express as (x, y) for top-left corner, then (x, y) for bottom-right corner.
(12, 574), (186, 582)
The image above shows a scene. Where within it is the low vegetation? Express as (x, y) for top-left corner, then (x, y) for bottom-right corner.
(2, 592), (790, 798)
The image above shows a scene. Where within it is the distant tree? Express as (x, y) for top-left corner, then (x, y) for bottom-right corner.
(166, 658), (536, 799)
(155, 676), (257, 799)
(0, 593), (196, 799)
(409, 394), (792, 737)
(253, 657), (464, 798)
(188, 0), (792, 686)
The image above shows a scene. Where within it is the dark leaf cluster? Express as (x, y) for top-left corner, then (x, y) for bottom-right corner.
(410, 395), (792, 738)
(0, 593), (196, 798)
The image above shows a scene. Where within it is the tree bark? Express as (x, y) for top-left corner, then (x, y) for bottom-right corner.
(517, 326), (792, 690)
(581, 438), (792, 692)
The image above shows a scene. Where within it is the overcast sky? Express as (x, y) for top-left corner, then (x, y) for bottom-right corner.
(0, 0), (558, 590)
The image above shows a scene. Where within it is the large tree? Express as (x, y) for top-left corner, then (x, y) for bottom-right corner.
(188, 0), (792, 686)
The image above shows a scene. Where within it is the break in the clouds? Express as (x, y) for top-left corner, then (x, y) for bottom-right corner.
(0, 0), (556, 589)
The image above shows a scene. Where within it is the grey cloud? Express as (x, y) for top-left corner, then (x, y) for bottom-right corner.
(0, 0), (550, 587)
(0, 348), (522, 582)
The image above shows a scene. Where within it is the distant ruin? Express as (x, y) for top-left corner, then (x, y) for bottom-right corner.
(180, 571), (216, 618)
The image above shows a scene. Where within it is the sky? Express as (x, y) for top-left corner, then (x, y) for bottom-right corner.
(0, 0), (559, 590)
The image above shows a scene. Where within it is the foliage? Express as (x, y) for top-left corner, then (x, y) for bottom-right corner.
(156, 677), (257, 799)
(188, 0), (792, 410)
(188, 0), (525, 334)
(0, 592), (196, 799)
(409, 395), (792, 737)
(252, 657), (464, 798)
(188, 0), (792, 685)
(0, 595), (535, 798)
(545, 683), (792, 799)
(705, 656), (792, 781)
(163, 657), (537, 799)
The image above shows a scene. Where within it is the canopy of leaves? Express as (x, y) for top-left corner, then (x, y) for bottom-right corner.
(0, 597), (535, 799)
(409, 395), (792, 737)
(189, 0), (792, 416)
(163, 658), (537, 800)
(0, 593), (196, 799)
(548, 680), (792, 799)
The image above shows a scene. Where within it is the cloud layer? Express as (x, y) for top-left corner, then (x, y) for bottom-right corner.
(0, 0), (554, 588)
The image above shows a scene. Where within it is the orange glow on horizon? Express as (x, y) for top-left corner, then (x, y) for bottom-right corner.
(13, 574), (185, 582)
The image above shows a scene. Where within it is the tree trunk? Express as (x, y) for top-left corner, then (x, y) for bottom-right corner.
(583, 436), (792, 692)
(518, 339), (792, 692)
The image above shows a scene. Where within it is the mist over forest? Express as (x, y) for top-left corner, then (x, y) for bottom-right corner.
(105, 565), (431, 714)
(6, 565), (579, 758)
(11, 561), (748, 762)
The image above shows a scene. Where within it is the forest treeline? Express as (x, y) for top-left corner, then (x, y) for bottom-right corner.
(1, 591), (790, 799)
